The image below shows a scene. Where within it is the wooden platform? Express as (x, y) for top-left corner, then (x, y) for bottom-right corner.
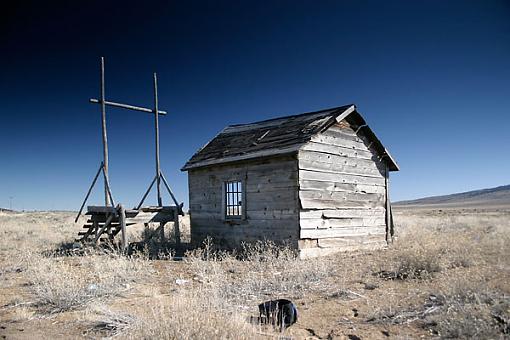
(76, 205), (181, 249)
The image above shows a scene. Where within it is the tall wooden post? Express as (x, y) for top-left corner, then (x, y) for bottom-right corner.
(174, 208), (181, 246)
(119, 204), (127, 253)
(100, 57), (111, 207)
(153, 73), (162, 207)
(385, 165), (391, 243)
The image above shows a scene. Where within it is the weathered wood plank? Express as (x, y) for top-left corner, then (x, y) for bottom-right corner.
(191, 198), (297, 213)
(189, 169), (297, 189)
(299, 190), (383, 203)
(247, 199), (298, 211)
(246, 190), (297, 203)
(191, 224), (298, 234)
(183, 145), (301, 170)
(192, 209), (298, 220)
(310, 133), (373, 152)
(299, 180), (386, 194)
(299, 159), (383, 178)
(191, 221), (298, 235)
(300, 208), (385, 219)
(189, 155), (296, 174)
(301, 141), (375, 160)
(86, 206), (117, 214)
(321, 126), (360, 141)
(299, 169), (385, 186)
(299, 197), (385, 210)
(247, 210), (298, 220)
(300, 225), (386, 238)
(299, 150), (385, 173)
(246, 180), (299, 193)
(300, 217), (386, 229)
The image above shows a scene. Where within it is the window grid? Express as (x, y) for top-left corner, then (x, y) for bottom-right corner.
(225, 181), (242, 218)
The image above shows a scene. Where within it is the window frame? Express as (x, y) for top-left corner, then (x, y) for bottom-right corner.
(222, 179), (246, 221)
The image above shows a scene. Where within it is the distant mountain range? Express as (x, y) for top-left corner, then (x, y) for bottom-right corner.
(394, 185), (510, 209)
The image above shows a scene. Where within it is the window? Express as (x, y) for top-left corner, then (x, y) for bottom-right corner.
(225, 180), (243, 218)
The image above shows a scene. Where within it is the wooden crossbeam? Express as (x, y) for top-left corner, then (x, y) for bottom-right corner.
(89, 98), (167, 115)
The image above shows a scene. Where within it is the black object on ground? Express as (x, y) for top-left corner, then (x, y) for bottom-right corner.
(258, 299), (298, 330)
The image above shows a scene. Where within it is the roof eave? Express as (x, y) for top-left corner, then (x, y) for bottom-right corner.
(181, 145), (301, 171)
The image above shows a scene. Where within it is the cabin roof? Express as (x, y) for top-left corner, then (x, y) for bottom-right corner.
(182, 104), (399, 171)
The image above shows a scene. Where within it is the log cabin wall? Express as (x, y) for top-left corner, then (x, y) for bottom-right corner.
(297, 120), (388, 258)
(188, 155), (300, 248)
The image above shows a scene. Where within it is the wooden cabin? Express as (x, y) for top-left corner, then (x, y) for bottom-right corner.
(181, 105), (399, 258)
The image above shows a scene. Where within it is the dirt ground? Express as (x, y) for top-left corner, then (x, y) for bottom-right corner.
(0, 208), (509, 339)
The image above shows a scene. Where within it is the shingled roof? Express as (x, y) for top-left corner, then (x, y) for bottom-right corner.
(182, 104), (399, 171)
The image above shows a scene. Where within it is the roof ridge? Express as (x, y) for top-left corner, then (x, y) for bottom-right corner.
(227, 104), (354, 128)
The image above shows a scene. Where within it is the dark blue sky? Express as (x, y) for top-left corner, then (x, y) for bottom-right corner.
(1, 0), (509, 210)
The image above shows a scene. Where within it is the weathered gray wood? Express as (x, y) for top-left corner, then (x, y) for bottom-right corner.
(89, 98), (167, 115)
(246, 182), (299, 193)
(125, 210), (176, 225)
(102, 165), (115, 207)
(75, 162), (104, 222)
(87, 205), (117, 214)
(300, 141), (375, 160)
(299, 197), (385, 210)
(182, 146), (301, 170)
(139, 206), (178, 213)
(183, 104), (399, 172)
(136, 175), (157, 210)
(299, 158), (383, 178)
(174, 212), (181, 246)
(389, 200), (395, 240)
(191, 198), (297, 213)
(299, 150), (385, 173)
(93, 220), (99, 239)
(160, 171), (182, 212)
(189, 164), (297, 190)
(94, 213), (115, 244)
(300, 180), (385, 194)
(299, 169), (385, 186)
(190, 176), (297, 193)
(191, 218), (298, 232)
(188, 158), (299, 217)
(385, 165), (391, 243)
(300, 217), (386, 229)
(310, 134), (374, 152)
(185, 106), (399, 254)
(119, 204), (127, 252)
(322, 125), (360, 139)
(153, 73), (162, 207)
(299, 189), (382, 203)
(300, 226), (386, 239)
(300, 208), (384, 219)
(100, 57), (111, 207)
(192, 209), (297, 220)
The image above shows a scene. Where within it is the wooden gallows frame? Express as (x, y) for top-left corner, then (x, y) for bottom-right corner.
(76, 57), (182, 223)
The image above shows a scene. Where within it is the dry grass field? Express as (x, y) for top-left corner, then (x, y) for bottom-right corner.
(0, 208), (509, 339)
